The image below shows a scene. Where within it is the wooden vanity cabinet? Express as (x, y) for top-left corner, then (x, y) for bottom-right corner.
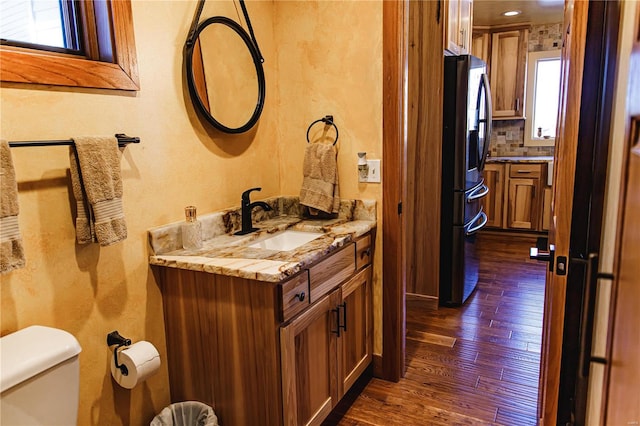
(157, 232), (373, 426)
(280, 265), (372, 426)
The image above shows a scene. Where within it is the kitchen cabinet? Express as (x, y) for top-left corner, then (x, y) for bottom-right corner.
(444, 0), (473, 55)
(157, 233), (373, 426)
(482, 163), (505, 228)
(505, 163), (543, 230)
(471, 29), (491, 74)
(483, 161), (547, 232)
(490, 27), (529, 119)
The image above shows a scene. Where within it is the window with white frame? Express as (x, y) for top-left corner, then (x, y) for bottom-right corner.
(524, 49), (562, 146)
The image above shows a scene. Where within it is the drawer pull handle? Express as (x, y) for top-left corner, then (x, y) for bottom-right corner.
(332, 307), (341, 337)
(516, 170), (533, 173)
(360, 248), (371, 259)
(294, 292), (305, 302)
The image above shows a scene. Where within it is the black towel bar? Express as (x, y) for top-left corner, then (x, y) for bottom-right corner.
(7, 134), (140, 148)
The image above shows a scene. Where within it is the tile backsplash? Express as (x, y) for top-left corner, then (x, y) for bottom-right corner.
(489, 120), (555, 157)
(489, 22), (561, 158)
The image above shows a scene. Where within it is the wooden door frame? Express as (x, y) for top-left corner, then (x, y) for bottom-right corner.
(381, 0), (407, 381)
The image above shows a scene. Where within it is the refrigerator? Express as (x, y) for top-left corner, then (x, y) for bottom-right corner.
(439, 55), (492, 306)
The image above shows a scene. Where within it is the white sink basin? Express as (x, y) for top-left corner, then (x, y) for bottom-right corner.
(248, 230), (324, 251)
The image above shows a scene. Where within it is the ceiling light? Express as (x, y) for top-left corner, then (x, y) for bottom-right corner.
(502, 10), (522, 17)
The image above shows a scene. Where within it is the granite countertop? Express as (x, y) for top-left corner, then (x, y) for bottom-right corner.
(148, 196), (376, 283)
(487, 156), (554, 163)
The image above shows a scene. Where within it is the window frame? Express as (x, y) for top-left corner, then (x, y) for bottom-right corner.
(524, 49), (561, 147)
(0, 0), (139, 91)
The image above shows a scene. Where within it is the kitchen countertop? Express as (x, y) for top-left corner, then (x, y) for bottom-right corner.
(148, 196), (376, 283)
(486, 156), (554, 163)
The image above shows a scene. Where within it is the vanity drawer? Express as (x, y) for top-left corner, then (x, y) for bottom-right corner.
(509, 163), (543, 179)
(280, 272), (310, 322)
(308, 244), (355, 302)
(355, 234), (372, 270)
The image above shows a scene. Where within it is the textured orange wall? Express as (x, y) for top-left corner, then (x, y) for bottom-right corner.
(274, 0), (384, 353)
(0, 1), (278, 424)
(0, 1), (383, 425)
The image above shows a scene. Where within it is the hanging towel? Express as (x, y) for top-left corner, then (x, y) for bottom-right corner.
(71, 136), (127, 246)
(299, 142), (340, 214)
(0, 141), (26, 274)
(69, 147), (95, 244)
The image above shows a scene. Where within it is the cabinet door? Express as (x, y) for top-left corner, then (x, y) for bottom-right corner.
(490, 29), (528, 118)
(458, 0), (472, 53)
(482, 163), (504, 228)
(472, 30), (491, 74)
(506, 178), (540, 230)
(281, 291), (339, 426)
(445, 0), (471, 55)
(445, 0), (461, 54)
(338, 266), (372, 398)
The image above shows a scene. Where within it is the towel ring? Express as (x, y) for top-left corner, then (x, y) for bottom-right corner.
(306, 115), (339, 146)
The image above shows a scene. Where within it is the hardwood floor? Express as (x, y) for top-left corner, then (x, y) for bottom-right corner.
(326, 233), (546, 425)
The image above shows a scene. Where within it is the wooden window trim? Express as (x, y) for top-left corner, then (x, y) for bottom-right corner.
(0, 0), (139, 91)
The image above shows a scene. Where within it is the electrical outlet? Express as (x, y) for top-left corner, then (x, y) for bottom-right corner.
(367, 159), (381, 183)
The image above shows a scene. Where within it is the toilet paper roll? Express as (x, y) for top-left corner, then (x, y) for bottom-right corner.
(110, 341), (161, 389)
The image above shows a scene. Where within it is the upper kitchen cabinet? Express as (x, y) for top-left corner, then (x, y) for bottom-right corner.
(490, 27), (529, 119)
(471, 28), (491, 72)
(445, 0), (473, 55)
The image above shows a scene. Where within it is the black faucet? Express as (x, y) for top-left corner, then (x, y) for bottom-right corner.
(235, 187), (273, 235)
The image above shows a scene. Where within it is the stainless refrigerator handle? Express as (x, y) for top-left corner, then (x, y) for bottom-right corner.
(467, 183), (489, 202)
(465, 210), (488, 236)
(478, 73), (493, 170)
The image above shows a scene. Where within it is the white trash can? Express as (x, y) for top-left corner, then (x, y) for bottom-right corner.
(151, 401), (218, 426)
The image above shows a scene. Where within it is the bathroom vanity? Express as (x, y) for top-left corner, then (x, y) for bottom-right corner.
(149, 197), (376, 425)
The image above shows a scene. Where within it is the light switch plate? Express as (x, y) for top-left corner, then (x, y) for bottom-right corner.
(367, 159), (381, 183)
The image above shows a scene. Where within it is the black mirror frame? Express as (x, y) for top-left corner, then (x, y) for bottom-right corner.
(185, 16), (266, 134)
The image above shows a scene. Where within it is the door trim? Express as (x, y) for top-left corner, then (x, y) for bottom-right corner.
(381, 0), (408, 381)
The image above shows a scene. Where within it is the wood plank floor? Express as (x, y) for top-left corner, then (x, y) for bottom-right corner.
(325, 233), (546, 425)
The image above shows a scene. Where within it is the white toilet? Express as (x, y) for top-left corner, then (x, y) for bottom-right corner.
(0, 325), (82, 425)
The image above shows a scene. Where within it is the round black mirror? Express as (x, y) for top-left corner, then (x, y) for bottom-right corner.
(185, 16), (265, 134)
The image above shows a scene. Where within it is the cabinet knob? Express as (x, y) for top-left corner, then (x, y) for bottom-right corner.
(295, 292), (305, 302)
(360, 248), (371, 259)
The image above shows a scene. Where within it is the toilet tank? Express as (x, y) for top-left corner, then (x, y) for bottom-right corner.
(0, 325), (82, 426)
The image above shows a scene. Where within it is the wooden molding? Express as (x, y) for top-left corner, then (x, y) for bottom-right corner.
(0, 0), (139, 91)
(382, 0), (407, 383)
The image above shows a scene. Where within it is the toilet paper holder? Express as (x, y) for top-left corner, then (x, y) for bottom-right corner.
(107, 330), (132, 376)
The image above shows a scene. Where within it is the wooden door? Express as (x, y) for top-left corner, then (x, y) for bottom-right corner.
(338, 266), (372, 398)
(506, 178), (539, 230)
(281, 291), (339, 426)
(539, 1), (589, 423)
(605, 3), (640, 423)
(490, 29), (528, 118)
(482, 163), (504, 228)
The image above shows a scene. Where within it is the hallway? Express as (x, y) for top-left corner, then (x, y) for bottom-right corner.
(327, 233), (546, 425)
